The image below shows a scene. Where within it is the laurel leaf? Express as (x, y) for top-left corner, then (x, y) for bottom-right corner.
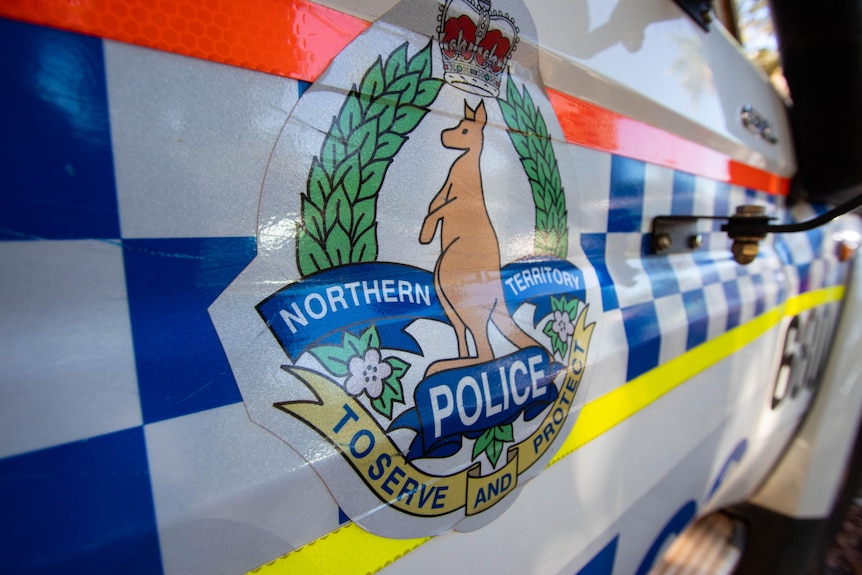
(522, 87), (537, 123)
(307, 158), (329, 208)
(509, 131), (531, 159)
(339, 90), (364, 137)
(358, 325), (380, 351)
(351, 223), (378, 263)
(519, 157), (537, 183)
(376, 132), (407, 160)
(415, 79), (444, 108)
(488, 440), (503, 467)
(326, 223), (352, 266)
(385, 43), (409, 85)
(301, 196), (325, 241)
(308, 343), (354, 377)
(361, 57), (386, 102)
(353, 196), (376, 232)
(408, 41), (433, 79)
(334, 152), (361, 204)
(297, 231), (331, 276)
(495, 424), (514, 443)
(473, 429), (495, 461)
(535, 108), (549, 139)
(392, 104), (427, 135)
(360, 160), (389, 200)
(371, 355), (409, 419)
(348, 117), (378, 166)
(321, 130), (345, 175)
(506, 75), (523, 108)
(498, 99), (519, 131)
(326, 183), (352, 231)
(387, 72), (420, 105)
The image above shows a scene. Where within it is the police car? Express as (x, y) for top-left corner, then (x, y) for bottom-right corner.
(2, 0), (861, 573)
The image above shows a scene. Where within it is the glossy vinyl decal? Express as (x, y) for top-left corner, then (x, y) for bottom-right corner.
(211, 0), (594, 537)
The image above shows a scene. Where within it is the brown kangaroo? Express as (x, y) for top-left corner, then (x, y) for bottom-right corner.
(419, 100), (542, 376)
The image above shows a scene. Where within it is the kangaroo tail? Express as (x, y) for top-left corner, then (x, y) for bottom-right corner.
(491, 300), (543, 350)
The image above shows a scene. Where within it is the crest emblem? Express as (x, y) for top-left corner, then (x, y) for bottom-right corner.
(211, 0), (594, 537)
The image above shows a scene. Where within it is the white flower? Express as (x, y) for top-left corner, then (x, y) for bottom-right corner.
(346, 349), (391, 398)
(551, 310), (574, 343)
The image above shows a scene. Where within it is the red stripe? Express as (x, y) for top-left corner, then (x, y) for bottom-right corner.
(1, 0), (789, 195)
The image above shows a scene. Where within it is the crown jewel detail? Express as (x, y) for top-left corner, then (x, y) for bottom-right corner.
(437, 0), (519, 97)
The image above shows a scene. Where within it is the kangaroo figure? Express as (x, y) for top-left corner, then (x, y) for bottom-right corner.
(420, 100), (542, 376)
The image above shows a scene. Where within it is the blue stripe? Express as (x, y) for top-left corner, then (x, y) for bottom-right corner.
(641, 235), (680, 298)
(581, 233), (619, 311)
(0, 427), (162, 575)
(622, 301), (661, 380)
(712, 181), (731, 231)
(671, 171), (696, 216)
(575, 537), (618, 575)
(0, 19), (119, 240)
(723, 280), (742, 331)
(683, 289), (708, 349)
(298, 80), (312, 98)
(693, 250), (721, 286)
(752, 274), (766, 315)
(608, 156), (646, 233)
(124, 237), (256, 423)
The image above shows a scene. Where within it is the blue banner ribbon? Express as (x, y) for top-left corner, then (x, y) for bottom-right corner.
(500, 257), (585, 326)
(256, 263), (446, 361)
(389, 348), (562, 460)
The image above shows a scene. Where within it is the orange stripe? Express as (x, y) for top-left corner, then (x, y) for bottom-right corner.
(0, 0), (789, 195)
(0, 0), (368, 79)
(547, 89), (790, 195)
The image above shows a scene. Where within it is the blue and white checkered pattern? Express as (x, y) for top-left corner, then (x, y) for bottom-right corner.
(576, 153), (846, 384)
(0, 18), (851, 575)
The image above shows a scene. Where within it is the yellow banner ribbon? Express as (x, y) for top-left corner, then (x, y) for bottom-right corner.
(276, 305), (595, 517)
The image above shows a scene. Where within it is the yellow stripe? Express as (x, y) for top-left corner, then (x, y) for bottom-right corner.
(249, 523), (430, 575)
(251, 286), (844, 575)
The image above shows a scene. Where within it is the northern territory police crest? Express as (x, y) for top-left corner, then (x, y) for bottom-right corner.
(210, 0), (595, 538)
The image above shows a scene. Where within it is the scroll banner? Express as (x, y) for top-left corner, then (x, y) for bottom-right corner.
(388, 347), (563, 460)
(276, 306), (594, 517)
(256, 258), (584, 361)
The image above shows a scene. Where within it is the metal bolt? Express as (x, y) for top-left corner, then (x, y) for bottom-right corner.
(732, 240), (760, 265)
(655, 233), (672, 252)
(688, 234), (703, 249)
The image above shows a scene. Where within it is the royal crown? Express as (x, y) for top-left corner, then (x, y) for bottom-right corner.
(437, 0), (519, 97)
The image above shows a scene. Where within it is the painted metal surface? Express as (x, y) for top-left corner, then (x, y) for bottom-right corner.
(752, 254), (862, 518)
(0, 1), (859, 574)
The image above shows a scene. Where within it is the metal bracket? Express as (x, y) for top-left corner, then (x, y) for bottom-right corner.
(651, 216), (706, 255)
(651, 195), (862, 264)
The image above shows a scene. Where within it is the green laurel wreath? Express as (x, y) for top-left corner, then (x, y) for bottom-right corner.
(498, 76), (568, 259)
(297, 40), (444, 276)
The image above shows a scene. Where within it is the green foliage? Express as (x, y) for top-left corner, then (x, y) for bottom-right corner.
(297, 41), (444, 276)
(308, 325), (409, 420)
(370, 357), (409, 419)
(472, 423), (514, 467)
(308, 326), (381, 377)
(543, 296), (580, 357)
(498, 76), (568, 258)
